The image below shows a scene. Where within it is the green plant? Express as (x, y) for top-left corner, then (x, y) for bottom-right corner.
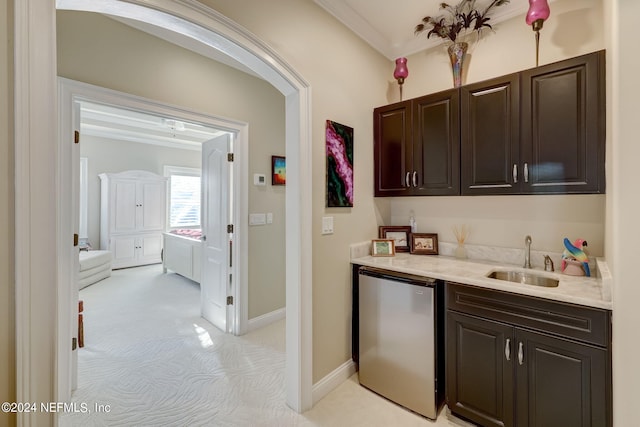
(415, 0), (510, 43)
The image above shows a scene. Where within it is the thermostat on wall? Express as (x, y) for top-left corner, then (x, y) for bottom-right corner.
(253, 173), (266, 186)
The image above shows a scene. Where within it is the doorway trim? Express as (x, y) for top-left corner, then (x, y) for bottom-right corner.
(58, 77), (249, 394)
(15, 0), (313, 423)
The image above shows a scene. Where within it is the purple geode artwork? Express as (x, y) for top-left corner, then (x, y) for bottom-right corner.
(326, 120), (354, 207)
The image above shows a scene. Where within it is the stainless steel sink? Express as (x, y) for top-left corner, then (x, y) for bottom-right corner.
(487, 270), (559, 288)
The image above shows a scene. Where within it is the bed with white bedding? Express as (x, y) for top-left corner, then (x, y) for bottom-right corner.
(162, 230), (202, 283)
(79, 250), (112, 289)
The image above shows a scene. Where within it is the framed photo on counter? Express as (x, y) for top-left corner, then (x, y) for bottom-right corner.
(378, 226), (412, 252)
(372, 239), (395, 257)
(410, 233), (439, 255)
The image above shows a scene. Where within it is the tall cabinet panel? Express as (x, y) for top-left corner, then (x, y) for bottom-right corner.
(521, 51), (605, 193)
(100, 170), (167, 269)
(461, 74), (520, 195)
(374, 89), (459, 197)
(413, 90), (460, 196)
(112, 180), (137, 232)
(373, 101), (412, 196)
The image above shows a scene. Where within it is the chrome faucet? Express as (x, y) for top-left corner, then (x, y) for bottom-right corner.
(523, 235), (532, 269)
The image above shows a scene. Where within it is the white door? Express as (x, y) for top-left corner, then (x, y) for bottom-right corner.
(201, 134), (232, 332)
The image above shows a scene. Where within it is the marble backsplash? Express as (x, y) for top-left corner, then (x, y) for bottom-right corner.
(350, 240), (598, 277)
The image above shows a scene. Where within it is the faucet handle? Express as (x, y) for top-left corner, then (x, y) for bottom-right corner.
(544, 255), (555, 272)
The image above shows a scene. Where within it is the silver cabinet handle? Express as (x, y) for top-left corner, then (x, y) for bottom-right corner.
(405, 172), (411, 188)
(412, 171), (418, 187)
(524, 162), (529, 183)
(513, 164), (518, 183)
(518, 342), (524, 365)
(505, 338), (511, 361)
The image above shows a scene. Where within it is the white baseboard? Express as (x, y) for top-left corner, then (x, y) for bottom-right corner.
(246, 307), (286, 333)
(312, 359), (357, 405)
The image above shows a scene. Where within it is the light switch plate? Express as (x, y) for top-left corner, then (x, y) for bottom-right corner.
(322, 216), (334, 235)
(249, 213), (267, 225)
(266, 213), (273, 224)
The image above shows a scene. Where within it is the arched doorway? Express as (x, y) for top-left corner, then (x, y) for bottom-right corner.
(14, 0), (313, 422)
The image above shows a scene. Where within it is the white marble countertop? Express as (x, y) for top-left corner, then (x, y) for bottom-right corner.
(351, 253), (612, 310)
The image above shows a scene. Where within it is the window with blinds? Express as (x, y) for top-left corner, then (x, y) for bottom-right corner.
(164, 166), (201, 229)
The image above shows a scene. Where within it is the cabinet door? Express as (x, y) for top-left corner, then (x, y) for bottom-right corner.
(110, 235), (137, 268)
(461, 74), (520, 195)
(138, 233), (163, 265)
(447, 311), (514, 427)
(413, 89), (460, 195)
(373, 101), (412, 196)
(139, 180), (166, 231)
(521, 51), (605, 194)
(111, 179), (137, 233)
(515, 329), (610, 427)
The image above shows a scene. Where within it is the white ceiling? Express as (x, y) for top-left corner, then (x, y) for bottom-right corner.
(313, 0), (547, 59)
(80, 101), (225, 151)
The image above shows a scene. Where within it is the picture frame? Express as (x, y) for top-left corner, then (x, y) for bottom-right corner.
(326, 120), (354, 207)
(378, 226), (412, 252)
(271, 155), (286, 185)
(410, 233), (439, 255)
(371, 239), (395, 257)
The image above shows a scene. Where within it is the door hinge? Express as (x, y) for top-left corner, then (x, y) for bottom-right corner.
(72, 337), (77, 351)
(227, 224), (234, 233)
(73, 233), (79, 247)
(74, 130), (80, 144)
(226, 296), (234, 305)
(227, 153), (234, 162)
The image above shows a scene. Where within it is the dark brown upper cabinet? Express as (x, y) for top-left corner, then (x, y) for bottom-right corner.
(461, 73), (520, 195)
(375, 50), (606, 197)
(462, 50), (605, 195)
(373, 101), (412, 196)
(374, 89), (459, 196)
(520, 51), (606, 194)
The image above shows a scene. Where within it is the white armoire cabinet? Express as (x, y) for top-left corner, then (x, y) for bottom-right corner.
(99, 170), (167, 269)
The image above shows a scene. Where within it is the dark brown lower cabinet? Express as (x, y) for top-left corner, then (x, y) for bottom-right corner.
(447, 312), (514, 427)
(515, 329), (608, 427)
(446, 283), (612, 427)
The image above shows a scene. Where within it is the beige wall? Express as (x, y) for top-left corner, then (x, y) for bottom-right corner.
(0, 1), (16, 426)
(57, 11), (286, 319)
(198, 0), (390, 382)
(390, 195), (605, 256)
(383, 0), (606, 258)
(400, 0), (604, 101)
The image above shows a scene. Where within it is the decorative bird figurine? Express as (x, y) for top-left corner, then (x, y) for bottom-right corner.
(562, 238), (590, 277)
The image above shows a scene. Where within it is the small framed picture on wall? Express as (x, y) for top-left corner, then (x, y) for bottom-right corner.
(272, 155), (286, 185)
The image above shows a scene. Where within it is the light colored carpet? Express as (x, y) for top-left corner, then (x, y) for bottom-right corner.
(59, 264), (471, 427)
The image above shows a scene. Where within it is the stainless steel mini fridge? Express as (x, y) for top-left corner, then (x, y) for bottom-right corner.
(358, 266), (444, 419)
